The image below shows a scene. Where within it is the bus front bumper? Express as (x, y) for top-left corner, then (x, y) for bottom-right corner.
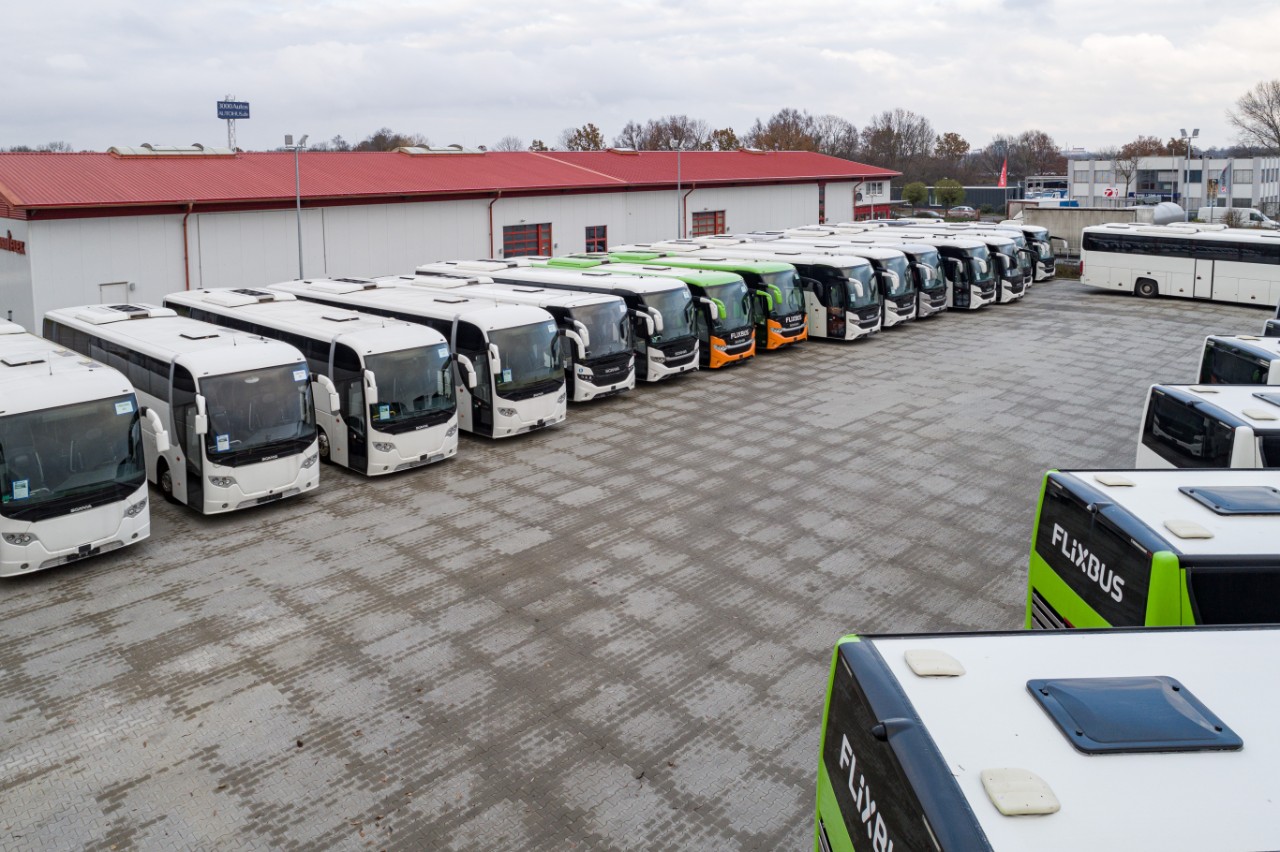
(0, 496), (150, 577)
(367, 420), (460, 475)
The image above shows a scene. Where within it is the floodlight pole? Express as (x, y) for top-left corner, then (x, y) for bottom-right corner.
(285, 134), (308, 278)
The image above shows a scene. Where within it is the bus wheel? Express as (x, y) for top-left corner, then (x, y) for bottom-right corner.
(1135, 279), (1158, 298)
(157, 461), (178, 504)
(317, 428), (331, 462)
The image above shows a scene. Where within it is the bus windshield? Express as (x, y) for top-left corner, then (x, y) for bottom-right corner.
(574, 301), (631, 358)
(1034, 239), (1053, 259)
(491, 320), (563, 397)
(844, 265), (879, 309)
(761, 270), (805, 316)
(1186, 565), (1280, 624)
(882, 256), (912, 296)
(643, 288), (695, 343)
(202, 364), (316, 464)
(364, 344), (455, 434)
(969, 246), (994, 283)
(703, 282), (752, 332)
(0, 394), (145, 522)
(916, 249), (945, 292)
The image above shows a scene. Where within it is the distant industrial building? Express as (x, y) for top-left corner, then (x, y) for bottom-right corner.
(0, 146), (897, 329)
(1069, 154), (1280, 211)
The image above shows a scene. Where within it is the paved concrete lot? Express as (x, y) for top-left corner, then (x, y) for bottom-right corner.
(0, 282), (1266, 850)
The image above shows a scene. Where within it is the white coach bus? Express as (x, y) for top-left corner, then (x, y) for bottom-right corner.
(1199, 334), (1280, 385)
(0, 321), (159, 576)
(411, 264), (636, 402)
(44, 305), (319, 514)
(163, 289), (460, 475)
(1138, 384), (1280, 469)
(1081, 223), (1280, 305)
(270, 278), (566, 438)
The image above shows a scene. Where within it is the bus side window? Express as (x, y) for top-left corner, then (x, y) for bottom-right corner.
(1142, 393), (1234, 468)
(172, 365), (199, 460)
(694, 305), (709, 339)
(333, 343), (364, 437)
(455, 324), (490, 404)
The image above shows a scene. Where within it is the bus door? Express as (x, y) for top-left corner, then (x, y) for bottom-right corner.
(801, 274), (845, 339)
(453, 323), (493, 435)
(171, 365), (203, 508)
(332, 343), (368, 474)
(1194, 258), (1214, 299)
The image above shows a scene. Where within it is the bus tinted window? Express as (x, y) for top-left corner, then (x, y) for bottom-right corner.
(1239, 243), (1280, 265)
(1261, 435), (1280, 467)
(1187, 567), (1280, 624)
(1035, 480), (1151, 625)
(1200, 345), (1271, 385)
(1142, 392), (1235, 468)
(1194, 242), (1240, 263)
(823, 649), (939, 851)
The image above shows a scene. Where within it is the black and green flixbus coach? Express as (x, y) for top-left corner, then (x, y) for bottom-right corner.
(1026, 468), (1280, 628)
(815, 626), (1280, 851)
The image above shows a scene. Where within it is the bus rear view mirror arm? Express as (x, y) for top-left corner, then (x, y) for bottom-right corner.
(363, 369), (379, 407)
(143, 407), (171, 454)
(455, 354), (478, 389)
(698, 297), (720, 321)
(563, 328), (588, 360)
(570, 319), (591, 350)
(194, 394), (208, 436)
(314, 373), (340, 416)
(631, 309), (656, 338)
(645, 306), (664, 334)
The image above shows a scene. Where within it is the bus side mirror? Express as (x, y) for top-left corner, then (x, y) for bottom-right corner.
(315, 373), (340, 416)
(646, 306), (664, 333)
(363, 369), (379, 406)
(883, 270), (900, 289)
(455, 354), (478, 389)
(756, 291), (774, 312)
(1233, 426), (1260, 467)
(915, 263), (934, 281)
(563, 328), (588, 360)
(632, 309), (656, 338)
(698, 297), (720, 321)
(571, 319), (592, 350)
(194, 394), (208, 436)
(143, 407), (171, 454)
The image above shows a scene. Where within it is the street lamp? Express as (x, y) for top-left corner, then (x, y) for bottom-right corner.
(284, 134), (309, 278)
(672, 138), (683, 238)
(1179, 128), (1199, 221)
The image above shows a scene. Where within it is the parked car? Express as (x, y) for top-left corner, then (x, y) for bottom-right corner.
(949, 206), (977, 218)
(907, 210), (945, 220)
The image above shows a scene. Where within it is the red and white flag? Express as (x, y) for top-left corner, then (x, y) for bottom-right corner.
(997, 158), (1008, 188)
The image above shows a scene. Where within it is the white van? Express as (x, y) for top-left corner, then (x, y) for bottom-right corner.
(1197, 207), (1279, 229)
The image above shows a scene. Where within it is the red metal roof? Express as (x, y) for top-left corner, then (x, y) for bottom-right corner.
(0, 150), (898, 217)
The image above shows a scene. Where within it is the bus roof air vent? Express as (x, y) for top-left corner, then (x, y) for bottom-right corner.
(1027, 676), (1241, 754)
(1243, 407), (1279, 421)
(203, 289), (292, 308)
(322, 313), (361, 322)
(979, 768), (1060, 816)
(1093, 473), (1135, 487)
(1, 353), (46, 367)
(431, 296), (468, 304)
(1164, 519), (1214, 539)
(74, 304), (176, 324)
(179, 331), (220, 340)
(903, 649), (965, 677)
(0, 321), (25, 335)
(1179, 485), (1280, 516)
(1254, 391), (1280, 409)
(511, 287), (544, 293)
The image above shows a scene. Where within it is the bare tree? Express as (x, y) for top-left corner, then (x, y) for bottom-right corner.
(1015, 129), (1066, 176)
(813, 115), (858, 159)
(354, 128), (429, 151)
(859, 109), (935, 172)
(1228, 79), (1280, 151)
(492, 135), (525, 152)
(708, 127), (740, 151)
(558, 123), (605, 151)
(612, 121), (646, 149)
(745, 108), (819, 151)
(528, 139), (550, 152)
(1113, 146), (1141, 204)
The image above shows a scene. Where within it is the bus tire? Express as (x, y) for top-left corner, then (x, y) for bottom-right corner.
(157, 460), (178, 504)
(317, 428), (331, 462)
(1135, 278), (1158, 298)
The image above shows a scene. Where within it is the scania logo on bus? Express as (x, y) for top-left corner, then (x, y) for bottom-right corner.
(1052, 523), (1124, 602)
(69, 504), (94, 514)
(260, 455), (279, 462)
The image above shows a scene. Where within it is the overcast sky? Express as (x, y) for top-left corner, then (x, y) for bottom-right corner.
(8, 0), (1278, 155)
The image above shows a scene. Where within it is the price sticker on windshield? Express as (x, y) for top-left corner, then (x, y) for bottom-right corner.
(12, 480), (28, 500)
(293, 369), (307, 382)
(502, 368), (512, 382)
(379, 404), (391, 420)
(115, 400), (135, 415)
(216, 434), (230, 452)
(438, 346), (449, 358)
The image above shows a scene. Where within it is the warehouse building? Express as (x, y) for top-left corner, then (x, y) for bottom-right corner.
(0, 146), (896, 329)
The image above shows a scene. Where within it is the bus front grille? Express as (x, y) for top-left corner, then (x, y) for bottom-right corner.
(1030, 590), (1068, 630)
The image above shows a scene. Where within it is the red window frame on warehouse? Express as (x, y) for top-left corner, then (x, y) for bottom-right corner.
(502, 223), (552, 257)
(691, 210), (726, 238)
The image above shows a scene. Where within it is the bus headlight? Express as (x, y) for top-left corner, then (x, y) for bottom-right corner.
(556, 391), (567, 403)
(208, 476), (237, 488)
(124, 497), (148, 518)
(650, 352), (666, 363)
(445, 424), (457, 438)
(2, 532), (36, 546)
(372, 442), (395, 453)
(497, 407), (517, 417)
(712, 343), (728, 352)
(301, 453), (319, 469)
